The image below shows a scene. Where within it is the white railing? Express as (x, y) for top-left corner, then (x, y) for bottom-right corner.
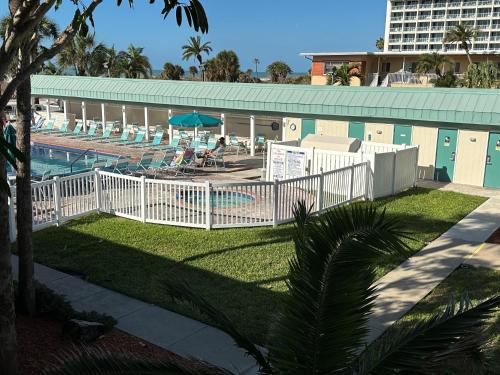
(9, 160), (392, 239)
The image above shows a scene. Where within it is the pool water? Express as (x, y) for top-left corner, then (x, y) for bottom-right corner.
(180, 190), (255, 208)
(7, 144), (118, 178)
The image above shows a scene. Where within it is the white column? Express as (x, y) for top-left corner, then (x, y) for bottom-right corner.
(101, 103), (106, 130)
(46, 99), (51, 120)
(250, 115), (256, 157)
(63, 100), (68, 120)
(168, 109), (174, 144)
(220, 113), (225, 138)
(194, 127), (198, 138)
(81, 101), (87, 131)
(122, 105), (127, 130)
(144, 106), (150, 141)
(282, 117), (287, 141)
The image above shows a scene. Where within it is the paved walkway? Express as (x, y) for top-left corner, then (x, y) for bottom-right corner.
(417, 179), (500, 198)
(10, 255), (259, 374)
(366, 196), (500, 344)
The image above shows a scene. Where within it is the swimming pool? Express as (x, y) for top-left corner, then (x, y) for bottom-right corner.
(7, 143), (119, 178)
(181, 190), (256, 208)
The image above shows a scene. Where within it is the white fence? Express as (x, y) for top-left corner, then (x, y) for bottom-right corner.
(8, 162), (375, 239)
(267, 141), (418, 200)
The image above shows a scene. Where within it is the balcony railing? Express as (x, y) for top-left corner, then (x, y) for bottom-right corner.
(390, 28), (403, 32)
(478, 0), (492, 5)
(478, 12), (492, 18)
(416, 38), (430, 42)
(417, 26), (430, 31)
(404, 27), (417, 31)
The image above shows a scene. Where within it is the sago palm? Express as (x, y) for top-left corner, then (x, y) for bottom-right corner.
(182, 35), (212, 66)
(444, 24), (479, 65)
(44, 203), (500, 374)
(416, 52), (452, 78)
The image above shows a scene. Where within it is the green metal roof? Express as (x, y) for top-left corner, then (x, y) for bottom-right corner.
(30, 75), (500, 128)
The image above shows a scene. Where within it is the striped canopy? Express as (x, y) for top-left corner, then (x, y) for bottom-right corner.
(168, 111), (222, 128)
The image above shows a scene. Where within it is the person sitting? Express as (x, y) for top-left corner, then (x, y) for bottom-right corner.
(198, 137), (225, 166)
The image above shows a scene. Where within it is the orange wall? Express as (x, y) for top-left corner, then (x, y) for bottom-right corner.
(311, 61), (324, 75)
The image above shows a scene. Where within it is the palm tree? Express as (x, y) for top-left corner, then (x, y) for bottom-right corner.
(188, 65), (198, 79)
(161, 62), (184, 80)
(57, 34), (106, 76)
(118, 44), (152, 79)
(331, 64), (361, 86)
(1, 15), (59, 318)
(215, 50), (240, 82)
(416, 52), (452, 78)
(254, 58), (260, 78)
(102, 45), (125, 78)
(182, 35), (212, 67)
(444, 24), (479, 65)
(375, 37), (384, 51)
(44, 203), (500, 375)
(266, 61), (292, 83)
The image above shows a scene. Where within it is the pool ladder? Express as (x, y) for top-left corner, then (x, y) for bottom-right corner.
(70, 148), (99, 173)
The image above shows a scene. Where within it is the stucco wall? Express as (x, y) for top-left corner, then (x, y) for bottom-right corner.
(365, 123), (394, 144)
(316, 120), (348, 137)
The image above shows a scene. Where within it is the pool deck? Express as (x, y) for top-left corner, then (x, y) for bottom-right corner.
(32, 132), (265, 181)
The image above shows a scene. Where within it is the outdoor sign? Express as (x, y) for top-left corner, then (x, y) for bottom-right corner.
(286, 151), (306, 179)
(272, 148), (286, 180)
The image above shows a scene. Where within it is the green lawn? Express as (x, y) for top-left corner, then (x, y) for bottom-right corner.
(395, 265), (500, 374)
(30, 187), (486, 343)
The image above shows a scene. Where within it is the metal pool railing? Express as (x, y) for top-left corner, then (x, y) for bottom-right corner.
(7, 160), (387, 239)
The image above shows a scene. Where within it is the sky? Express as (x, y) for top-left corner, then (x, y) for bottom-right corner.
(1, 1), (387, 72)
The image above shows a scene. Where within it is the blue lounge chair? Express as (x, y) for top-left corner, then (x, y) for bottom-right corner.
(117, 130), (146, 146)
(126, 152), (156, 174)
(155, 135), (181, 150)
(164, 148), (196, 176)
(133, 130), (164, 148)
(228, 134), (247, 155)
(204, 147), (226, 169)
(56, 121), (83, 137)
(33, 119), (55, 133)
(70, 121), (97, 139)
(86, 126), (113, 142)
(31, 117), (46, 131)
(42, 120), (69, 136)
(104, 128), (131, 144)
(112, 157), (131, 174)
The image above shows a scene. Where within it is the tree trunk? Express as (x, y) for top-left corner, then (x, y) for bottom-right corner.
(16, 44), (35, 316)
(0, 112), (18, 375)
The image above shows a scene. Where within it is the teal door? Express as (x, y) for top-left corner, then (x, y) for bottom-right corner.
(484, 132), (500, 188)
(301, 119), (316, 139)
(434, 128), (458, 182)
(393, 124), (412, 145)
(348, 122), (365, 140)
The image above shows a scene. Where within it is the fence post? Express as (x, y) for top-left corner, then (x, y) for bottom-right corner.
(205, 181), (212, 230)
(364, 161), (371, 201)
(140, 175), (146, 223)
(8, 185), (16, 243)
(53, 176), (62, 225)
(391, 151), (397, 195)
(272, 179), (279, 228)
(316, 168), (324, 212)
(348, 163), (355, 203)
(94, 169), (102, 212)
(413, 146), (420, 187)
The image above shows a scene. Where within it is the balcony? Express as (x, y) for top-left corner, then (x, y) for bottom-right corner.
(461, 13), (476, 18)
(478, 0), (492, 5)
(432, 26), (445, 30)
(433, 14), (446, 19)
(493, 12), (500, 17)
(404, 27), (417, 32)
(416, 38), (430, 42)
(392, 5), (404, 10)
(434, 2), (446, 7)
(392, 17), (403, 21)
(477, 12), (491, 18)
(447, 13), (461, 18)
(462, 1), (478, 6)
(493, 23), (500, 28)
(430, 37), (444, 42)
(390, 28), (403, 32)
(406, 4), (418, 9)
(417, 26), (430, 31)
(405, 16), (417, 20)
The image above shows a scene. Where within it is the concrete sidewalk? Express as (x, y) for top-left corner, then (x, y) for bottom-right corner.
(366, 196), (500, 344)
(11, 255), (259, 374)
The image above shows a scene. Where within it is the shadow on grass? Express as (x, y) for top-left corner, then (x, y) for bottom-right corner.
(29, 187), (487, 344)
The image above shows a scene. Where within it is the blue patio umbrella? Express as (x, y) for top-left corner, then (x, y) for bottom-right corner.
(168, 111), (222, 128)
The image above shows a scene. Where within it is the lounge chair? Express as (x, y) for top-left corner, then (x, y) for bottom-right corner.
(70, 121), (97, 139)
(204, 147), (226, 169)
(138, 150), (174, 178)
(116, 130), (146, 146)
(34, 119), (56, 134)
(86, 126), (113, 142)
(31, 117), (46, 132)
(112, 157), (132, 174)
(55, 121), (83, 137)
(126, 152), (155, 174)
(155, 135), (181, 151)
(103, 128), (131, 144)
(133, 130), (164, 148)
(41, 119), (69, 136)
(256, 134), (266, 152)
(91, 160), (116, 173)
(228, 134), (247, 155)
(164, 148), (196, 176)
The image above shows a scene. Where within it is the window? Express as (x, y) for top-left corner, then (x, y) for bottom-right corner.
(454, 62), (461, 73)
(324, 61), (348, 74)
(381, 62), (391, 73)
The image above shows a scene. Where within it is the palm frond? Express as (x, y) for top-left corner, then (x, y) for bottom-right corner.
(267, 204), (410, 374)
(355, 295), (500, 374)
(165, 282), (271, 373)
(43, 347), (231, 375)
